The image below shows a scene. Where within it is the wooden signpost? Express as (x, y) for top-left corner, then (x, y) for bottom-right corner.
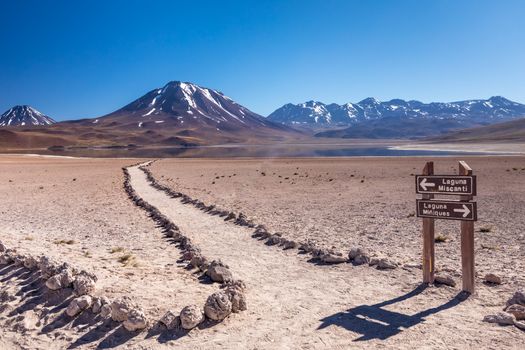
(416, 161), (477, 294)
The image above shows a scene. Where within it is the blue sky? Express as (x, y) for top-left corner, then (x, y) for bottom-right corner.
(1, 0), (524, 121)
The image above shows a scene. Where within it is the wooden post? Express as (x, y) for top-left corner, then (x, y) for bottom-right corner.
(422, 162), (435, 284)
(459, 161), (475, 294)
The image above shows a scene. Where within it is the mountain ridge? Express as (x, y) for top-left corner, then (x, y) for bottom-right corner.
(268, 96), (525, 128)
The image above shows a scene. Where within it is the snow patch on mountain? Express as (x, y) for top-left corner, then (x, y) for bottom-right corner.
(143, 108), (156, 117)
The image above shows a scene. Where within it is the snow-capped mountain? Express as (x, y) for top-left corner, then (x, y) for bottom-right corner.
(0, 105), (55, 127)
(268, 96), (525, 126)
(60, 80), (298, 145)
(97, 81), (284, 133)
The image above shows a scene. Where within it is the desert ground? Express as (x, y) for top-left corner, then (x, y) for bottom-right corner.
(391, 142), (525, 154)
(0, 154), (524, 349)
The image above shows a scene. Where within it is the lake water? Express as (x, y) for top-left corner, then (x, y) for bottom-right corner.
(7, 145), (494, 158)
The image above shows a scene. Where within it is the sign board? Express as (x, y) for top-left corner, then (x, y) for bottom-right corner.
(416, 161), (477, 294)
(416, 199), (477, 221)
(415, 175), (476, 195)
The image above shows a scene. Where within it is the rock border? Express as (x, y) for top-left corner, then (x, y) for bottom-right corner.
(122, 162), (248, 330)
(0, 161), (249, 336)
(0, 242), (149, 332)
(123, 163), (241, 283)
(139, 161), (398, 270)
(1, 241), (246, 333)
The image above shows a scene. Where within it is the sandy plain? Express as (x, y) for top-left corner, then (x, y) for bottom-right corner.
(391, 142), (525, 154)
(0, 154), (524, 349)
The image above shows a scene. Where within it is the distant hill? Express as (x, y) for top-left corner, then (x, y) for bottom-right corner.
(427, 117), (525, 142)
(0, 105), (55, 127)
(315, 117), (478, 139)
(269, 96), (525, 138)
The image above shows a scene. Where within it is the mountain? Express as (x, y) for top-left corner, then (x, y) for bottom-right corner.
(268, 96), (525, 139)
(64, 80), (298, 145)
(268, 96), (525, 129)
(88, 81), (286, 135)
(427, 117), (525, 143)
(0, 105), (55, 127)
(0, 81), (299, 149)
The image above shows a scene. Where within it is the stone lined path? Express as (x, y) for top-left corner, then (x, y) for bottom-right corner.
(127, 164), (499, 349)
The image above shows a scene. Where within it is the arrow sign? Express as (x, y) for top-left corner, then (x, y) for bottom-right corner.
(419, 178), (436, 191)
(416, 175), (476, 195)
(416, 199), (477, 221)
(453, 204), (471, 218)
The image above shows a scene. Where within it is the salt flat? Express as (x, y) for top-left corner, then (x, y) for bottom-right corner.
(0, 155), (524, 349)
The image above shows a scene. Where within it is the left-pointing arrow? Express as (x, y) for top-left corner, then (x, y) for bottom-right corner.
(419, 178), (436, 191)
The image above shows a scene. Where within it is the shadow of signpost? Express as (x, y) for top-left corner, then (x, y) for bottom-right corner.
(318, 284), (468, 341)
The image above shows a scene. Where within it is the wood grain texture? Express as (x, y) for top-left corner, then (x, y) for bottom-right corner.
(459, 161), (475, 294)
(422, 161), (435, 284)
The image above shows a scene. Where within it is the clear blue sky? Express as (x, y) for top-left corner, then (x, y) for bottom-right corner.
(1, 0), (524, 121)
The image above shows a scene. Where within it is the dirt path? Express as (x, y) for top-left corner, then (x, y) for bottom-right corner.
(128, 164), (521, 349)
(0, 157), (221, 349)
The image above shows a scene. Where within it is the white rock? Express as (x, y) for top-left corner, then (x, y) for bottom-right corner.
(180, 305), (204, 330)
(100, 304), (112, 318)
(91, 297), (103, 314)
(91, 299), (102, 314)
(123, 309), (148, 332)
(206, 261), (233, 283)
(376, 258), (397, 270)
(76, 295), (93, 309)
(225, 285), (247, 313)
(204, 291), (232, 321)
(73, 271), (97, 296)
(45, 269), (75, 290)
(321, 253), (347, 264)
(66, 302), (81, 317)
(483, 312), (516, 325)
(111, 297), (135, 322)
(66, 295), (93, 317)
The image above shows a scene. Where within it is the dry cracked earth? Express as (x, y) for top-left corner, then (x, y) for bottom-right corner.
(0, 154), (524, 349)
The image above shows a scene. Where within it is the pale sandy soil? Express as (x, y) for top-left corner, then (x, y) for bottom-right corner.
(391, 142), (525, 154)
(0, 156), (218, 349)
(0, 154), (524, 349)
(150, 157), (525, 286)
